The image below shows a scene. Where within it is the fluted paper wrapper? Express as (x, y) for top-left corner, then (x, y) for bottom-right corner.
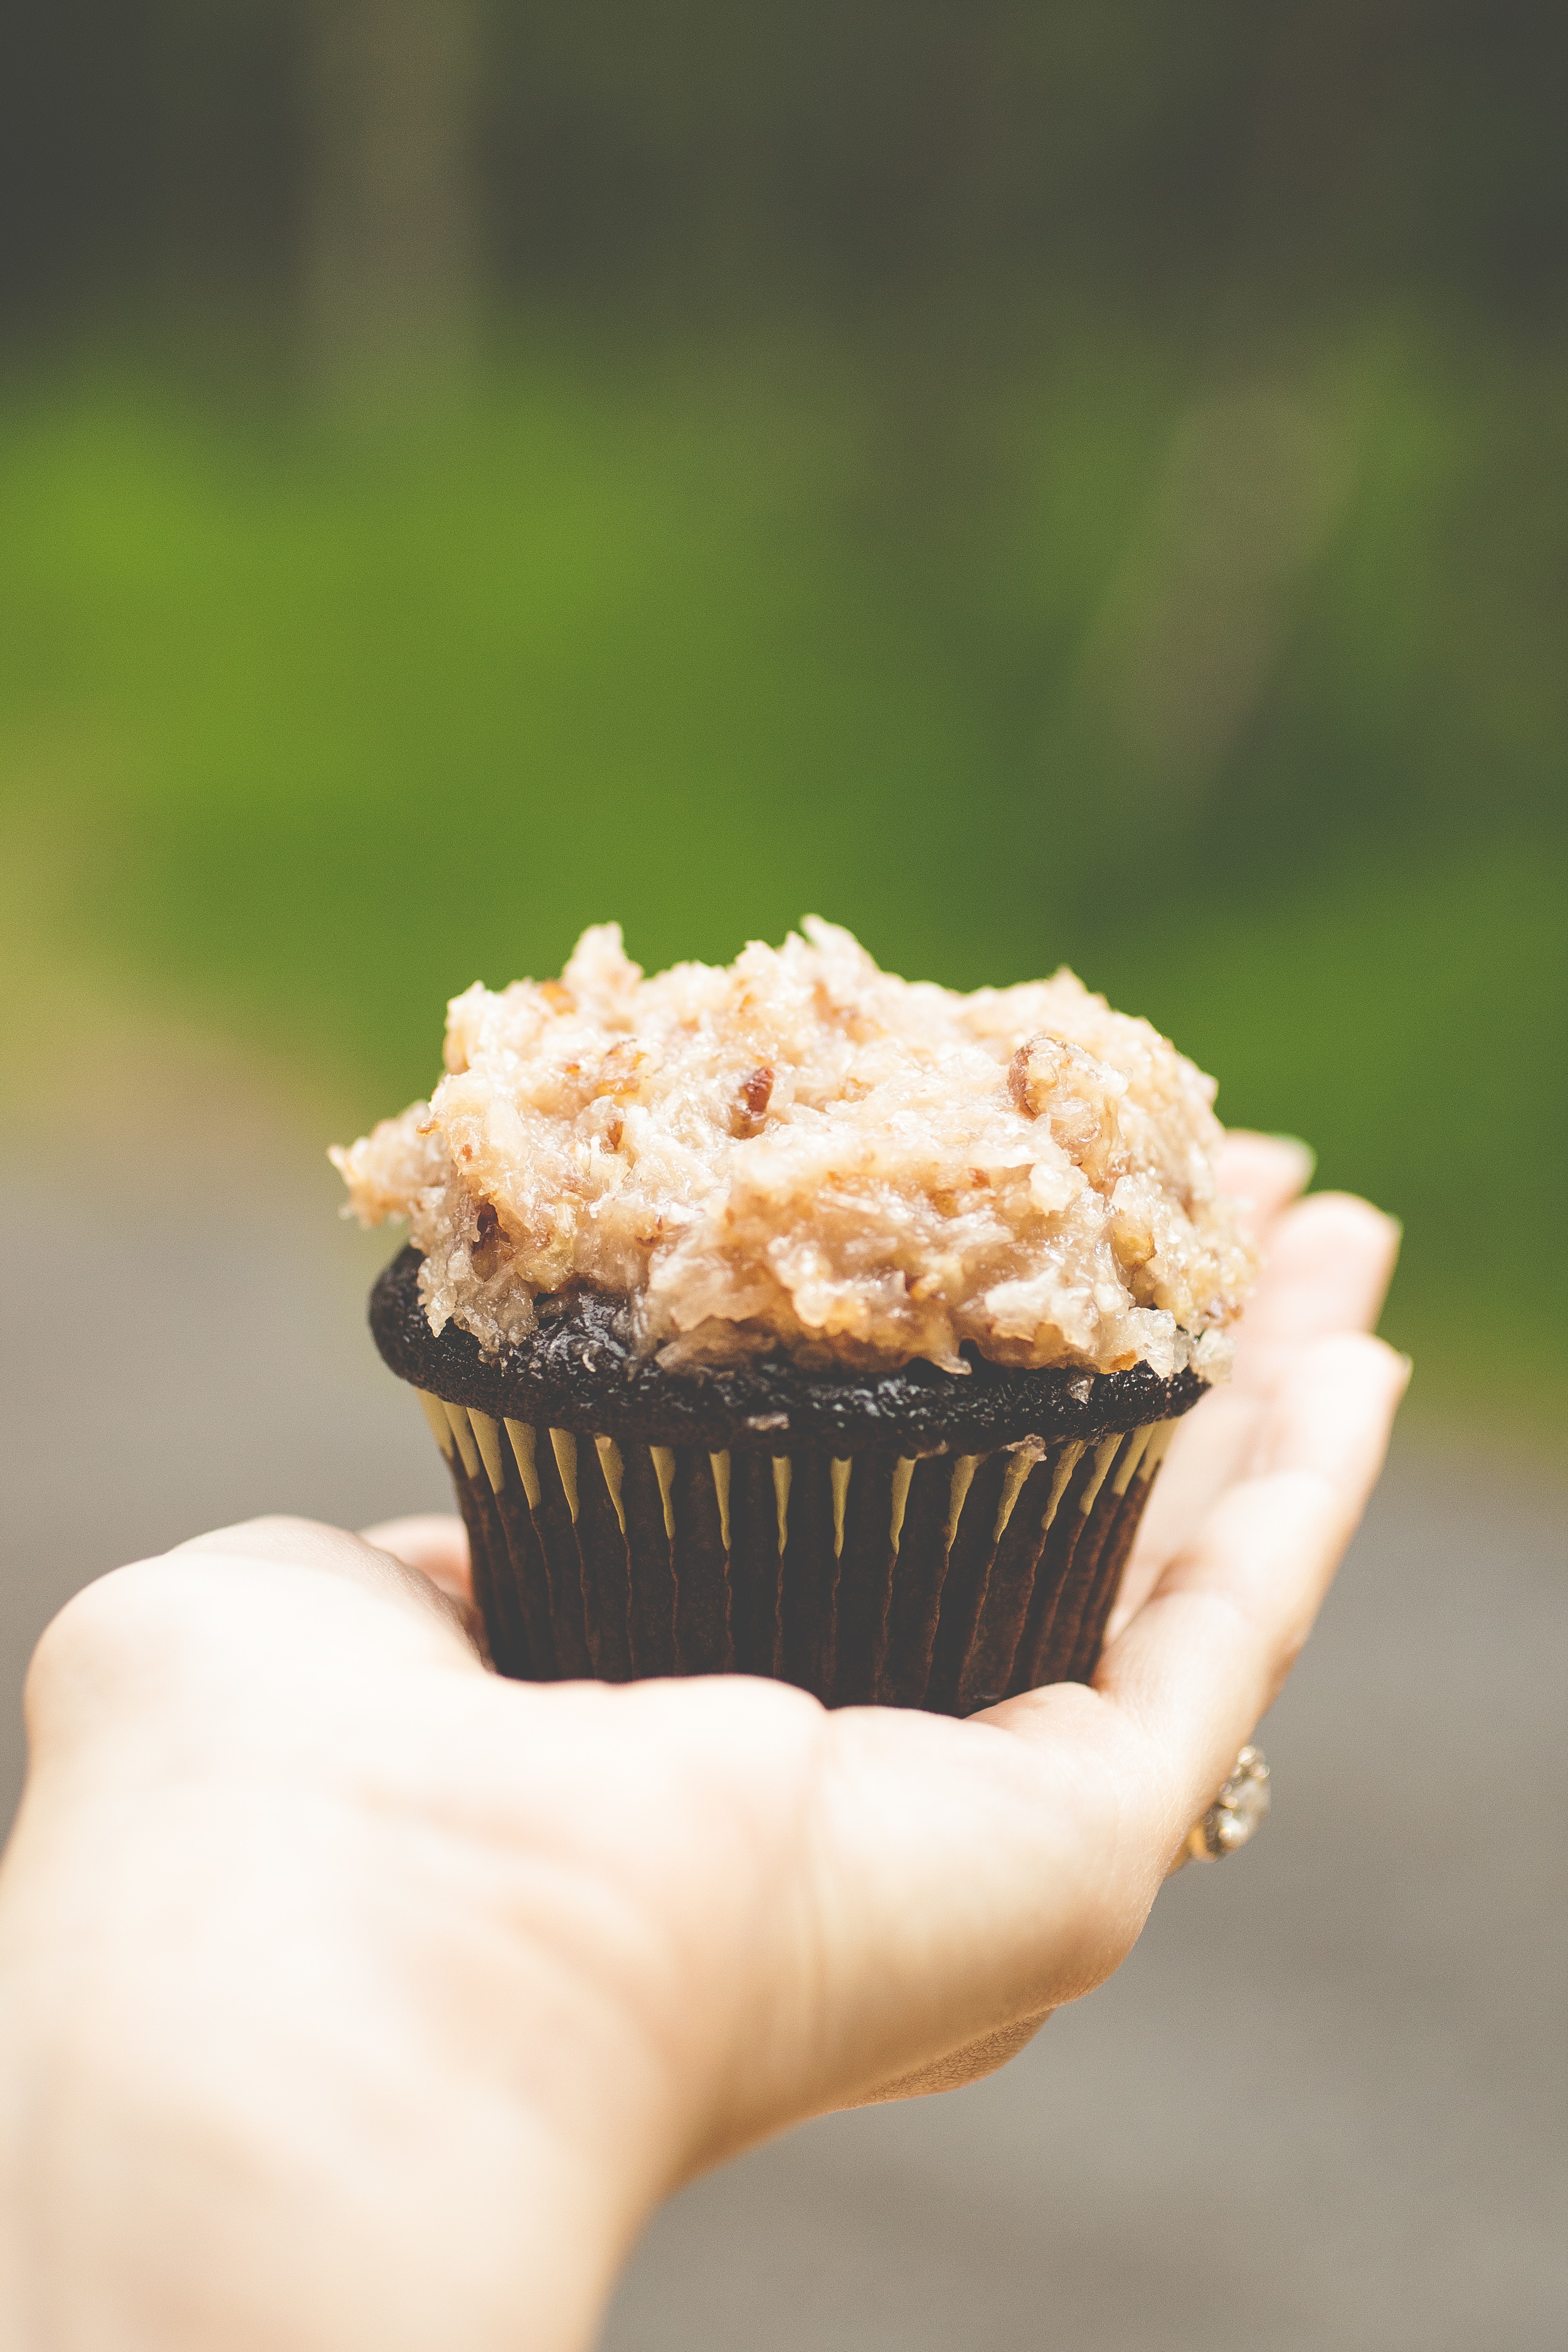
(414, 1393), (1175, 1712)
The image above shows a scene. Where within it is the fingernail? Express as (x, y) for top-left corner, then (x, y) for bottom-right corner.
(1396, 1352), (1414, 1387)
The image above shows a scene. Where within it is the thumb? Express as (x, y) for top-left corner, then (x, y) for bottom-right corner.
(24, 1515), (480, 1767)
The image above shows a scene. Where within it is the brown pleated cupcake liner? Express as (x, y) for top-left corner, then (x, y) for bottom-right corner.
(414, 1390), (1176, 1714)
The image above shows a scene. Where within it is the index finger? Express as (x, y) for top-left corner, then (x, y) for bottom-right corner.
(361, 1515), (474, 1608)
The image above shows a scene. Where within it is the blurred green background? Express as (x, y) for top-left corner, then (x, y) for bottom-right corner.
(1, 1), (1563, 1422)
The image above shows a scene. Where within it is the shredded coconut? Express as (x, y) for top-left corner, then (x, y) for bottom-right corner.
(332, 920), (1254, 1378)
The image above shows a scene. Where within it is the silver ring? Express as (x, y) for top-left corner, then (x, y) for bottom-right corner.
(1176, 1745), (1270, 1868)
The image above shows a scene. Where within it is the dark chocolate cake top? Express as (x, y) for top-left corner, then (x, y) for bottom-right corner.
(371, 1246), (1208, 1456)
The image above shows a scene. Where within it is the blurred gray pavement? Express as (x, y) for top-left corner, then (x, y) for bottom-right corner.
(2, 1135), (1564, 2351)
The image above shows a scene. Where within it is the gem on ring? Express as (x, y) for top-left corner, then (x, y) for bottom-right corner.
(1185, 1744), (1270, 1863)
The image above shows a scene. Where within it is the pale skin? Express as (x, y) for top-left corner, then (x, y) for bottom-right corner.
(0, 1137), (1404, 2352)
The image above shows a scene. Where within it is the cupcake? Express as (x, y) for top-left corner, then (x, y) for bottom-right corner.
(333, 921), (1254, 1713)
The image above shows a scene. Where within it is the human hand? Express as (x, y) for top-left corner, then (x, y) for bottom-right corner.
(0, 1139), (1403, 2352)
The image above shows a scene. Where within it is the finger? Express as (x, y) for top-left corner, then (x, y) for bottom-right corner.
(173, 1517), (482, 1658)
(1214, 1131), (1315, 1242)
(1113, 1192), (1402, 1625)
(173, 1515), (471, 1628)
(1098, 1332), (1409, 1845)
(28, 1517), (479, 1754)
(1229, 1192), (1401, 1396)
(360, 1514), (474, 1606)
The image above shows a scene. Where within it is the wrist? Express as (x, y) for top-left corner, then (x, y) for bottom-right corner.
(0, 1722), (674, 2352)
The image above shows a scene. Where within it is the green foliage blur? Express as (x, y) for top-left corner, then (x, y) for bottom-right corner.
(1, 4), (1564, 1423)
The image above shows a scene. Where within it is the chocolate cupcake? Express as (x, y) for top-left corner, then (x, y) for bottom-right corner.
(334, 921), (1254, 1713)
